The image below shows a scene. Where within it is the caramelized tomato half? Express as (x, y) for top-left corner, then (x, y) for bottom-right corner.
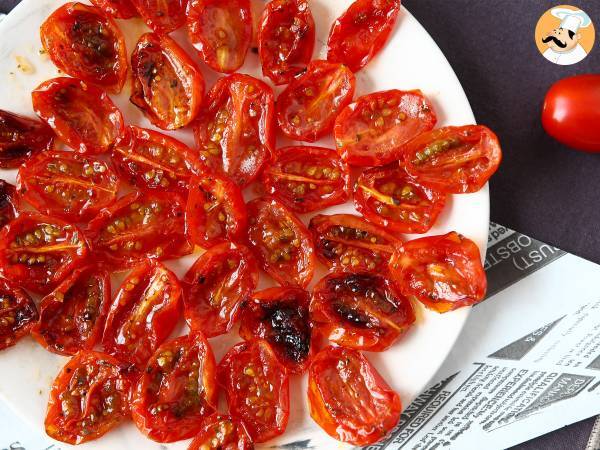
(131, 0), (187, 34)
(187, 414), (253, 450)
(90, 0), (138, 19)
(0, 180), (17, 229)
(0, 278), (37, 351)
(0, 109), (54, 168)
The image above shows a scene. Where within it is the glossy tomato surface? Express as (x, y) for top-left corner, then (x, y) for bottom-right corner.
(131, 333), (218, 442)
(261, 146), (349, 213)
(401, 125), (502, 194)
(0, 110), (54, 169)
(131, 0), (187, 34)
(0, 278), (37, 351)
(32, 77), (124, 155)
(90, 0), (138, 18)
(41, 2), (128, 92)
(0, 180), (17, 229)
(218, 340), (289, 443)
(389, 231), (487, 313)
(308, 346), (401, 446)
(327, 0), (400, 72)
(31, 265), (110, 356)
(130, 32), (204, 130)
(334, 89), (437, 166)
(276, 60), (355, 142)
(187, 414), (254, 450)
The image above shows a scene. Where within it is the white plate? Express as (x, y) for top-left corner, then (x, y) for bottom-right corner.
(0, 1), (488, 449)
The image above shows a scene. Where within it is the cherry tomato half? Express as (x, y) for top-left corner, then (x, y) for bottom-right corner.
(131, 0), (187, 34)
(187, 414), (254, 450)
(327, 0), (400, 73)
(0, 110), (54, 169)
(130, 32), (205, 130)
(389, 231), (487, 313)
(32, 77), (124, 155)
(131, 332), (218, 442)
(308, 346), (401, 446)
(334, 89), (437, 166)
(45, 351), (131, 444)
(31, 265), (110, 356)
(0, 277), (37, 351)
(0, 180), (17, 229)
(218, 340), (289, 443)
(276, 60), (356, 142)
(41, 2), (128, 93)
(401, 125), (502, 194)
(90, 0), (138, 18)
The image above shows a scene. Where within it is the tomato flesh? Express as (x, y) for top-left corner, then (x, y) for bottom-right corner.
(187, 414), (253, 450)
(131, 0), (187, 34)
(0, 180), (17, 229)
(0, 109), (54, 169)
(90, 0), (138, 18)
(0, 278), (37, 351)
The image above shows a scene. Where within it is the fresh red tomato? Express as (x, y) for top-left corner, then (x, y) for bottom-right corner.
(40, 2), (128, 93)
(389, 231), (487, 313)
(0, 180), (17, 229)
(90, 0), (138, 18)
(187, 0), (252, 74)
(32, 77), (124, 155)
(130, 32), (205, 130)
(542, 74), (600, 153)
(0, 110), (54, 168)
(258, 0), (315, 85)
(218, 340), (289, 442)
(182, 242), (258, 337)
(327, 0), (400, 72)
(194, 74), (275, 187)
(354, 164), (447, 234)
(131, 332), (218, 442)
(186, 173), (247, 248)
(308, 214), (399, 273)
(308, 346), (401, 446)
(239, 287), (312, 373)
(247, 197), (315, 288)
(31, 265), (110, 356)
(17, 151), (119, 223)
(87, 190), (191, 269)
(0, 213), (88, 294)
(45, 351), (132, 444)
(0, 278), (38, 351)
(187, 414), (254, 450)
(334, 89), (437, 166)
(261, 146), (350, 213)
(101, 259), (182, 368)
(401, 125), (502, 194)
(130, 0), (187, 34)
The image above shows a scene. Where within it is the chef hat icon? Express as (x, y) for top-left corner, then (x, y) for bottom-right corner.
(551, 7), (592, 33)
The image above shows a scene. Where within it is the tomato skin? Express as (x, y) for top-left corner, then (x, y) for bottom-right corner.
(334, 90), (437, 166)
(261, 146), (350, 213)
(218, 340), (290, 443)
(130, 33), (205, 130)
(258, 0), (315, 85)
(389, 232), (487, 313)
(40, 2), (128, 93)
(542, 74), (600, 153)
(327, 0), (400, 73)
(187, 414), (254, 450)
(45, 351), (132, 444)
(0, 110), (55, 169)
(0, 278), (38, 351)
(130, 0), (187, 34)
(0, 180), (17, 229)
(90, 0), (138, 18)
(308, 346), (401, 446)
(131, 332), (218, 442)
(276, 60), (356, 142)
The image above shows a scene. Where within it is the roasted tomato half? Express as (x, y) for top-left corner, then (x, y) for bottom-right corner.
(261, 146), (349, 213)
(309, 214), (399, 273)
(101, 260), (182, 368)
(187, 414), (253, 450)
(327, 0), (400, 73)
(17, 151), (119, 223)
(0, 180), (17, 229)
(401, 125), (502, 194)
(258, 0), (315, 85)
(218, 340), (289, 443)
(31, 265), (110, 356)
(0, 110), (54, 168)
(186, 173), (247, 248)
(87, 190), (191, 269)
(276, 60), (356, 142)
(0, 213), (88, 294)
(194, 74), (275, 188)
(131, 0), (187, 34)
(389, 232), (487, 313)
(40, 2), (128, 93)
(308, 346), (401, 446)
(131, 333), (218, 442)
(187, 0), (252, 74)
(334, 89), (437, 166)
(239, 287), (312, 373)
(45, 351), (131, 445)
(32, 77), (124, 155)
(247, 197), (315, 288)
(0, 278), (37, 351)
(131, 32), (205, 130)
(354, 164), (446, 234)
(90, 0), (138, 18)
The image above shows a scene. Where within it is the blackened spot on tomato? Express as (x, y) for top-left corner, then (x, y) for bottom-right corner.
(333, 303), (371, 328)
(261, 302), (310, 363)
